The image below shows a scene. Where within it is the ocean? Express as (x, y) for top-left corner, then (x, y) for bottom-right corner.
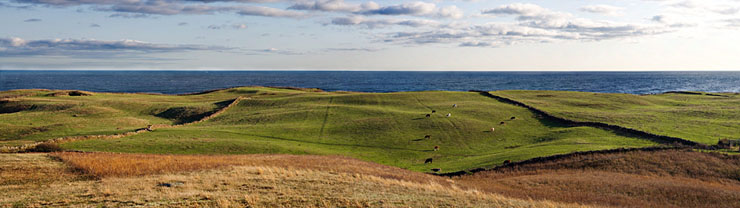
(1, 70), (739, 94)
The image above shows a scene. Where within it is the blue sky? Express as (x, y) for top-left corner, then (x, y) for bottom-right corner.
(1, 0), (739, 70)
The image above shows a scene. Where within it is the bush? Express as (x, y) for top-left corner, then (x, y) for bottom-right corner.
(31, 143), (63, 152)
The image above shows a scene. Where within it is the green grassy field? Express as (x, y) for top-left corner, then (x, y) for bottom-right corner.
(491, 90), (740, 145)
(0, 89), (252, 146)
(4, 87), (739, 207)
(37, 87), (655, 173)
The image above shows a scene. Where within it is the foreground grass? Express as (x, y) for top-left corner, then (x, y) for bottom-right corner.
(60, 89), (657, 173)
(491, 90), (740, 144)
(456, 149), (740, 208)
(1, 153), (582, 208)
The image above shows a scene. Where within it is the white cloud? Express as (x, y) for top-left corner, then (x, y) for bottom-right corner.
(208, 23), (248, 29)
(13, 0), (308, 18)
(0, 37), (230, 57)
(378, 3), (675, 47)
(580, 5), (624, 16)
(288, 0), (379, 13)
(330, 16), (439, 28)
(356, 1), (464, 19)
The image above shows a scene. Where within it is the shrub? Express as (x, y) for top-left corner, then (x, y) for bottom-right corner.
(31, 143), (63, 152)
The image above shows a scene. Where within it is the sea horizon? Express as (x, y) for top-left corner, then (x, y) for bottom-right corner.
(3, 70), (740, 95)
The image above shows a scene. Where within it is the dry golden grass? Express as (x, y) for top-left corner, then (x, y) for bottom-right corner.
(3, 153), (585, 208)
(455, 149), (740, 208)
(50, 152), (454, 186)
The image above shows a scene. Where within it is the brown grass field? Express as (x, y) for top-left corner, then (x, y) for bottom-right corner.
(1, 153), (581, 208)
(455, 149), (740, 208)
(5, 150), (740, 207)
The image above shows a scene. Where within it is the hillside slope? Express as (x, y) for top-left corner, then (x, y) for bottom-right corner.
(455, 149), (740, 208)
(1, 153), (582, 208)
(491, 90), (740, 144)
(60, 87), (657, 173)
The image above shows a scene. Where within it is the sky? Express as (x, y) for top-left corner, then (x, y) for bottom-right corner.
(1, 0), (739, 71)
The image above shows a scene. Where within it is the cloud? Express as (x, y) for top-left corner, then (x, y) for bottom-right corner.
(185, 0), (283, 2)
(252, 47), (302, 55)
(323, 47), (382, 52)
(459, 41), (494, 47)
(0, 37), (230, 57)
(724, 18), (740, 27)
(23, 18), (42, 22)
(481, 3), (554, 17)
(360, 1), (463, 18)
(379, 3), (674, 47)
(663, 0), (740, 16)
(289, 0), (462, 18)
(13, 0), (307, 18)
(12, 0), (139, 6)
(232, 23), (247, 29)
(108, 13), (151, 18)
(651, 14), (696, 27)
(288, 0), (379, 13)
(207, 23), (248, 29)
(233, 6), (307, 18)
(90, 23), (101, 27)
(330, 16), (439, 28)
(580, 5), (624, 16)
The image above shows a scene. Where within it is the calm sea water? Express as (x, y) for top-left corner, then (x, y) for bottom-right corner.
(1, 71), (739, 94)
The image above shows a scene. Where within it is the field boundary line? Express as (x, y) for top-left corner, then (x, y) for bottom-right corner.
(471, 90), (699, 146)
(318, 97), (333, 140)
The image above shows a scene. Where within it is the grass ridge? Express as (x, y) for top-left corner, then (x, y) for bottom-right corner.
(437, 146), (683, 177)
(474, 90), (700, 146)
(0, 96), (245, 153)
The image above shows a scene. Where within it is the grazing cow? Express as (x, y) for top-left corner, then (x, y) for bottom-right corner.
(424, 135), (431, 139)
(432, 110), (436, 113)
(433, 146), (439, 151)
(510, 116), (516, 120)
(431, 168), (441, 172)
(490, 127), (495, 132)
(503, 160), (511, 165)
(500, 121), (505, 125)
(446, 113), (451, 117)
(452, 104), (457, 108)
(426, 114), (431, 118)
(425, 158), (433, 164)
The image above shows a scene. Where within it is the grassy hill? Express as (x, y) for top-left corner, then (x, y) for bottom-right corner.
(490, 90), (740, 144)
(455, 148), (740, 207)
(1, 153), (580, 208)
(47, 87), (658, 173)
(0, 89), (250, 146)
(4, 87), (740, 207)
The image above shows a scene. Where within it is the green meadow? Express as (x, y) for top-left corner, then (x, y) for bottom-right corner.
(9, 87), (737, 173)
(491, 90), (740, 145)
